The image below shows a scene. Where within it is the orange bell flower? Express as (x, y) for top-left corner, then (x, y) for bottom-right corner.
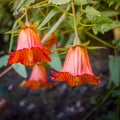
(42, 33), (58, 49)
(8, 27), (51, 66)
(52, 46), (100, 86)
(22, 64), (53, 90)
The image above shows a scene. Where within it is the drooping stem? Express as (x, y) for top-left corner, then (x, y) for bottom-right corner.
(25, 8), (30, 27)
(82, 86), (116, 120)
(0, 66), (12, 78)
(72, 1), (81, 45)
(84, 30), (115, 49)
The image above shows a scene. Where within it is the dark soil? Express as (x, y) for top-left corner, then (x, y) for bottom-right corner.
(0, 48), (113, 120)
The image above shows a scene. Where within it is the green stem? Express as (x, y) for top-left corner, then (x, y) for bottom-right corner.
(84, 30), (115, 49)
(25, 8), (30, 27)
(72, 1), (81, 45)
(82, 86), (116, 120)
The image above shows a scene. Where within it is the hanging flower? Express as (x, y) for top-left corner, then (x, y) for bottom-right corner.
(8, 27), (52, 66)
(22, 64), (53, 90)
(52, 46), (100, 86)
(41, 33), (58, 49)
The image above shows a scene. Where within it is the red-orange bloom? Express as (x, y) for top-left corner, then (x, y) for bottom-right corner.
(52, 46), (100, 86)
(42, 33), (58, 49)
(22, 64), (53, 90)
(8, 27), (51, 66)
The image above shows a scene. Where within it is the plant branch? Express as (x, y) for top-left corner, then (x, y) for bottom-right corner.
(72, 1), (81, 45)
(82, 86), (116, 120)
(0, 66), (12, 78)
(84, 30), (115, 49)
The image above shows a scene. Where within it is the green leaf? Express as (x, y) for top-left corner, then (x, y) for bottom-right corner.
(92, 17), (120, 34)
(48, 50), (62, 71)
(0, 55), (9, 68)
(12, 63), (27, 78)
(101, 11), (119, 17)
(104, 0), (120, 3)
(85, 6), (101, 17)
(48, 0), (71, 5)
(18, 20), (26, 28)
(81, 41), (90, 47)
(87, 46), (106, 50)
(41, 12), (66, 42)
(74, 0), (89, 5)
(13, 0), (25, 15)
(5, 30), (20, 34)
(13, 0), (36, 15)
(41, 4), (71, 43)
(109, 55), (120, 87)
(65, 33), (75, 46)
(32, 21), (40, 28)
(38, 9), (59, 29)
(24, 0), (36, 6)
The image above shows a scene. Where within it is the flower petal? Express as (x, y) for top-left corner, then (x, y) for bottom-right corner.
(22, 80), (53, 90)
(8, 47), (51, 66)
(52, 72), (100, 86)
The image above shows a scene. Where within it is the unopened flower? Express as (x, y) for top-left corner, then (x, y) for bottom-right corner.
(52, 46), (100, 86)
(8, 27), (51, 66)
(22, 64), (53, 90)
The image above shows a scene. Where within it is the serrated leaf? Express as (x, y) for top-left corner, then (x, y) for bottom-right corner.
(0, 55), (9, 68)
(12, 63), (27, 78)
(109, 55), (120, 87)
(48, 50), (62, 71)
(49, 0), (71, 5)
(38, 9), (59, 29)
(93, 17), (120, 34)
(74, 0), (88, 5)
(85, 6), (101, 17)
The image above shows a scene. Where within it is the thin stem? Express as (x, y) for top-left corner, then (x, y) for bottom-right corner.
(0, 66), (12, 78)
(25, 8), (30, 27)
(82, 86), (116, 120)
(72, 1), (81, 45)
(84, 30), (115, 49)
